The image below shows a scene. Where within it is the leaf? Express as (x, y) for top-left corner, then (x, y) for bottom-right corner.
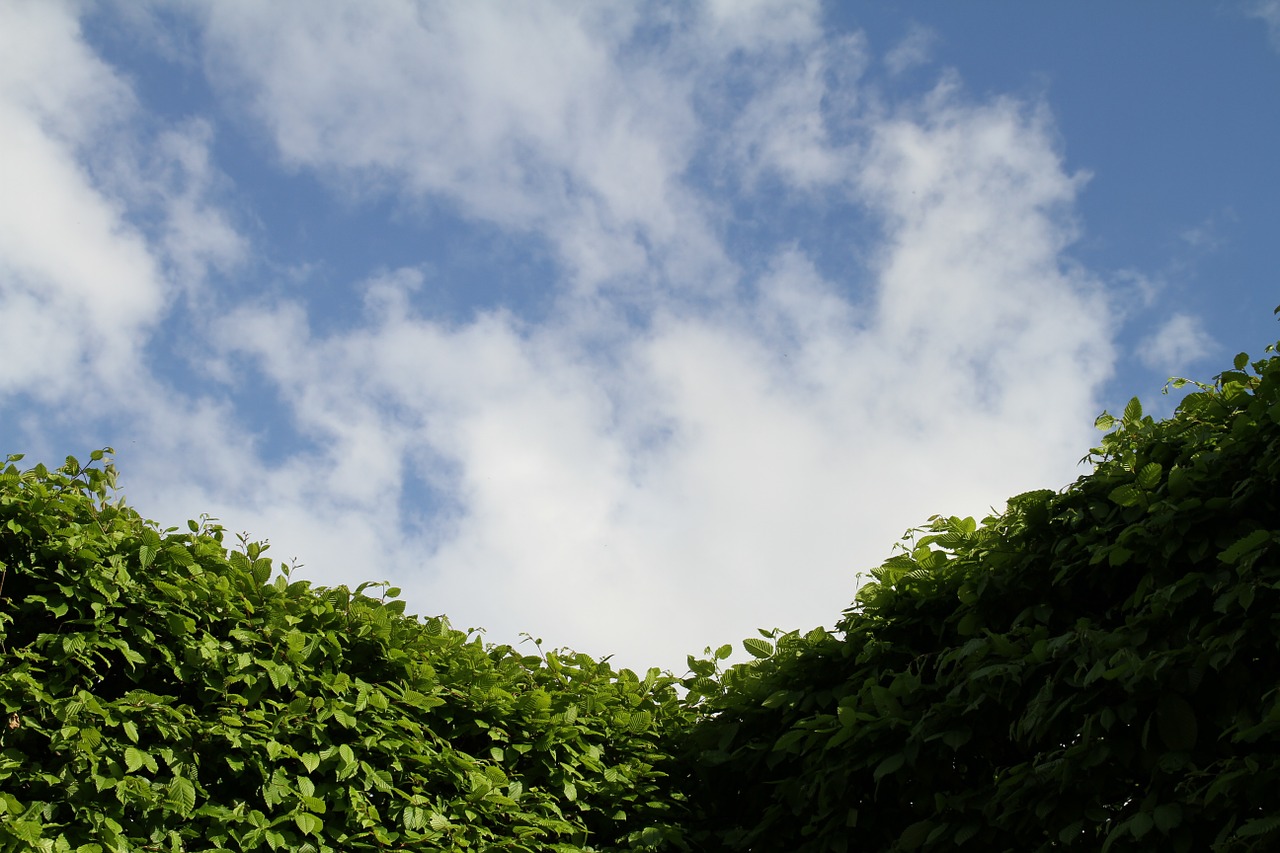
(627, 710), (653, 733)
(294, 813), (323, 836)
(1237, 815), (1280, 838)
(1153, 803), (1182, 832)
(873, 753), (905, 782)
(1135, 462), (1162, 489)
(1123, 397), (1143, 424)
(1219, 529), (1271, 565)
(742, 638), (773, 659)
(1108, 484), (1144, 508)
(124, 747), (153, 774)
(165, 777), (197, 816)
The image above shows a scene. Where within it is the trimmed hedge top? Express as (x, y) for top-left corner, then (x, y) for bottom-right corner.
(5, 333), (1280, 852)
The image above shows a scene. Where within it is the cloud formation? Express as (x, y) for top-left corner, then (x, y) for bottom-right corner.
(1138, 313), (1216, 374)
(2, 0), (1121, 671)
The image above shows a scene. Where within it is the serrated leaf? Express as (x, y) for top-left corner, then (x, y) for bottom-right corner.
(1108, 484), (1144, 508)
(165, 777), (196, 816)
(1123, 397), (1143, 423)
(1219, 529), (1271, 565)
(294, 813), (323, 836)
(627, 710), (653, 733)
(138, 545), (156, 569)
(1135, 462), (1162, 489)
(124, 747), (155, 774)
(1237, 815), (1280, 838)
(743, 638), (773, 659)
(153, 580), (185, 601)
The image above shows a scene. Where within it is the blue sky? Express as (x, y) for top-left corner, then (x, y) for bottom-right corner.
(2, 1), (1278, 672)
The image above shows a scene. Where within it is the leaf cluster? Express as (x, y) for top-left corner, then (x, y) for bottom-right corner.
(0, 454), (692, 852)
(7, 331), (1280, 852)
(676, 346), (1280, 851)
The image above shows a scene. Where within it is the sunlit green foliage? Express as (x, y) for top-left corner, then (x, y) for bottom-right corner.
(677, 340), (1280, 851)
(0, 453), (691, 852)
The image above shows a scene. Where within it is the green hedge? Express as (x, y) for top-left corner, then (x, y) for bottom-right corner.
(5, 333), (1280, 852)
(0, 453), (691, 852)
(677, 348), (1280, 852)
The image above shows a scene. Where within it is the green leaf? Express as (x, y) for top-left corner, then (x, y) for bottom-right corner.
(294, 813), (323, 836)
(1219, 529), (1271, 565)
(1108, 484), (1144, 508)
(1237, 815), (1280, 838)
(1122, 396), (1143, 424)
(124, 747), (154, 774)
(873, 753), (905, 782)
(165, 777), (197, 816)
(1153, 803), (1182, 833)
(742, 638), (773, 659)
(626, 710), (653, 733)
(1135, 462), (1162, 489)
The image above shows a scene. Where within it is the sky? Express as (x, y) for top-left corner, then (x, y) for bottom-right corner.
(2, 0), (1278, 674)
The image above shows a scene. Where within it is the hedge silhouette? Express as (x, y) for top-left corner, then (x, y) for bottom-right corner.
(675, 344), (1280, 852)
(4, 326), (1280, 852)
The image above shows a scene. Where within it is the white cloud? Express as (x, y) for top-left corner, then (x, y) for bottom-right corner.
(0, 0), (244, 404)
(884, 23), (938, 76)
(726, 34), (867, 190)
(0, 0), (162, 399)
(1246, 0), (1280, 51)
(187, 70), (1115, 664)
(3, 2), (1121, 674)
(1138, 313), (1215, 373)
(195, 0), (722, 295)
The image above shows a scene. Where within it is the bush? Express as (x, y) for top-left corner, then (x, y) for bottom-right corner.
(7, 326), (1280, 852)
(0, 453), (691, 852)
(677, 345), (1280, 852)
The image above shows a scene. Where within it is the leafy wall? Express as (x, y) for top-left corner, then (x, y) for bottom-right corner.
(677, 349), (1280, 852)
(4, 333), (1280, 852)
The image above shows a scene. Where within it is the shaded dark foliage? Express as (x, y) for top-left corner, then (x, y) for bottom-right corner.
(676, 345), (1280, 852)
